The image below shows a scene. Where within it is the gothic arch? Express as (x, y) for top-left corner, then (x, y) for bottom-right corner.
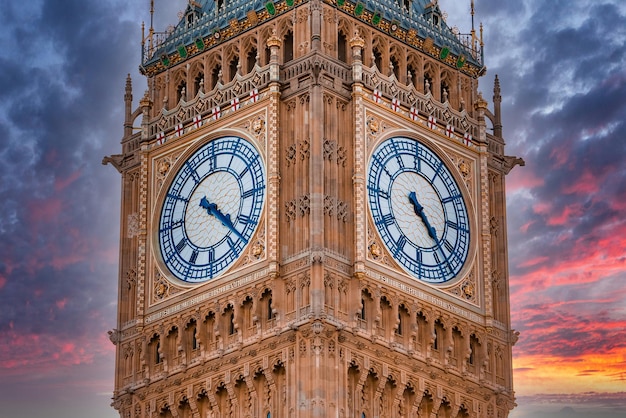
(171, 68), (188, 103)
(440, 68), (455, 106)
(240, 33), (259, 74)
(188, 60), (205, 97)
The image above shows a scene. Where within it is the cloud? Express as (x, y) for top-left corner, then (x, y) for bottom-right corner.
(0, 3), (145, 415)
(0, 1), (625, 417)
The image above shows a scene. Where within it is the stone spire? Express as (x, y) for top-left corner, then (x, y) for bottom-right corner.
(493, 75), (503, 138)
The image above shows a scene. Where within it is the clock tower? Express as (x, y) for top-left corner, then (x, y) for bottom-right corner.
(105, 0), (523, 417)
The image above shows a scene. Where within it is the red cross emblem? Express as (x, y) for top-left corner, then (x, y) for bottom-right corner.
(212, 106), (221, 120)
(463, 132), (473, 147)
(391, 98), (401, 112)
(156, 131), (165, 145)
(231, 97), (240, 111)
(249, 88), (259, 103)
(445, 124), (454, 138)
(193, 115), (202, 129)
(174, 123), (184, 137)
(409, 107), (419, 121)
(427, 115), (437, 130)
(372, 89), (382, 104)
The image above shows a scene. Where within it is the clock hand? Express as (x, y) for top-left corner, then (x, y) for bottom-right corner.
(408, 193), (455, 275)
(199, 196), (247, 243)
(408, 192), (438, 242)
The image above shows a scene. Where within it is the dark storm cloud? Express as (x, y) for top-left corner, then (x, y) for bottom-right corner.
(0, 1), (148, 414)
(1, 0), (625, 417)
(486, 1), (626, 277)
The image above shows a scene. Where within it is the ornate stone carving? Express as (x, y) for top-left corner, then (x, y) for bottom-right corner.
(298, 195), (310, 217)
(285, 139), (310, 167)
(299, 138), (310, 161)
(152, 269), (183, 302)
(155, 151), (183, 190)
(323, 195), (349, 222)
(125, 216), (140, 245)
(323, 139), (347, 166)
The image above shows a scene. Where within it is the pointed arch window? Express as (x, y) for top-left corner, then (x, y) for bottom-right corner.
(338, 31), (348, 63)
(194, 72), (204, 96)
(268, 297), (274, 320)
(373, 48), (382, 71)
(155, 342), (162, 364)
(247, 48), (258, 73)
(229, 312), (236, 335)
(283, 31), (294, 62)
(229, 57), (239, 81)
(177, 81), (186, 102)
(210, 64), (221, 88)
(192, 327), (198, 350)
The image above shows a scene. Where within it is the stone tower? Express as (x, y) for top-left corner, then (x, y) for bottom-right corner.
(104, 0), (523, 416)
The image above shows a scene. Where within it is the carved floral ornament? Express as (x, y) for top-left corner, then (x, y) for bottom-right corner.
(285, 138), (310, 167)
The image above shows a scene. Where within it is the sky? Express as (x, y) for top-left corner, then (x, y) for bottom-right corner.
(0, 1), (624, 417)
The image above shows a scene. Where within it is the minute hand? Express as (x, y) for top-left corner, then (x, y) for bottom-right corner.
(408, 192), (438, 242)
(199, 196), (247, 243)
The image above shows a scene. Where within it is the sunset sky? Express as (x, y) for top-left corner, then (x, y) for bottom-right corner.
(0, 1), (624, 417)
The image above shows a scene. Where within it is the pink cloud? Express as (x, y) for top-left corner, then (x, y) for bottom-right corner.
(546, 204), (584, 226)
(549, 143), (570, 168)
(27, 197), (64, 224)
(54, 169), (82, 192)
(0, 328), (111, 374)
(55, 298), (68, 310)
(506, 169), (544, 193)
(562, 169), (600, 195)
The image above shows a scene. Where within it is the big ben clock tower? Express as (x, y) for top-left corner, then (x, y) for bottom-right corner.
(104, 0), (523, 416)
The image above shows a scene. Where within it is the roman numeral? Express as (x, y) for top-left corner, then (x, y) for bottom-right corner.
(189, 250), (198, 264)
(184, 162), (201, 184)
(378, 189), (390, 200)
(442, 194), (461, 203)
(394, 235), (407, 256)
(176, 238), (187, 252)
(160, 219), (183, 233)
(431, 161), (443, 182)
(446, 220), (468, 233)
(396, 154), (405, 169)
(443, 239), (454, 254)
(376, 213), (395, 227)
(227, 236), (237, 253)
(242, 187), (261, 199)
(167, 193), (189, 202)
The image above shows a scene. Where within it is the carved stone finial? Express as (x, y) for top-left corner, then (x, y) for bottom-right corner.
(349, 30), (365, 49)
(267, 30), (282, 48)
(474, 92), (488, 110)
(124, 74), (132, 100)
(140, 90), (152, 109)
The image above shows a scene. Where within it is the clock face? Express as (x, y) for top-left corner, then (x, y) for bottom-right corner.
(367, 137), (470, 283)
(158, 136), (265, 283)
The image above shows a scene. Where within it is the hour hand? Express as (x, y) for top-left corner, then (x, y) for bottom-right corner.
(408, 192), (438, 242)
(199, 196), (247, 242)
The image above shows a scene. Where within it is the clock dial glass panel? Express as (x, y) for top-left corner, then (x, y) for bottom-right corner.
(158, 136), (265, 283)
(368, 137), (470, 283)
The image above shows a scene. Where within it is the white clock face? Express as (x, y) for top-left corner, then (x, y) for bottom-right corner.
(368, 137), (470, 283)
(158, 136), (265, 283)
